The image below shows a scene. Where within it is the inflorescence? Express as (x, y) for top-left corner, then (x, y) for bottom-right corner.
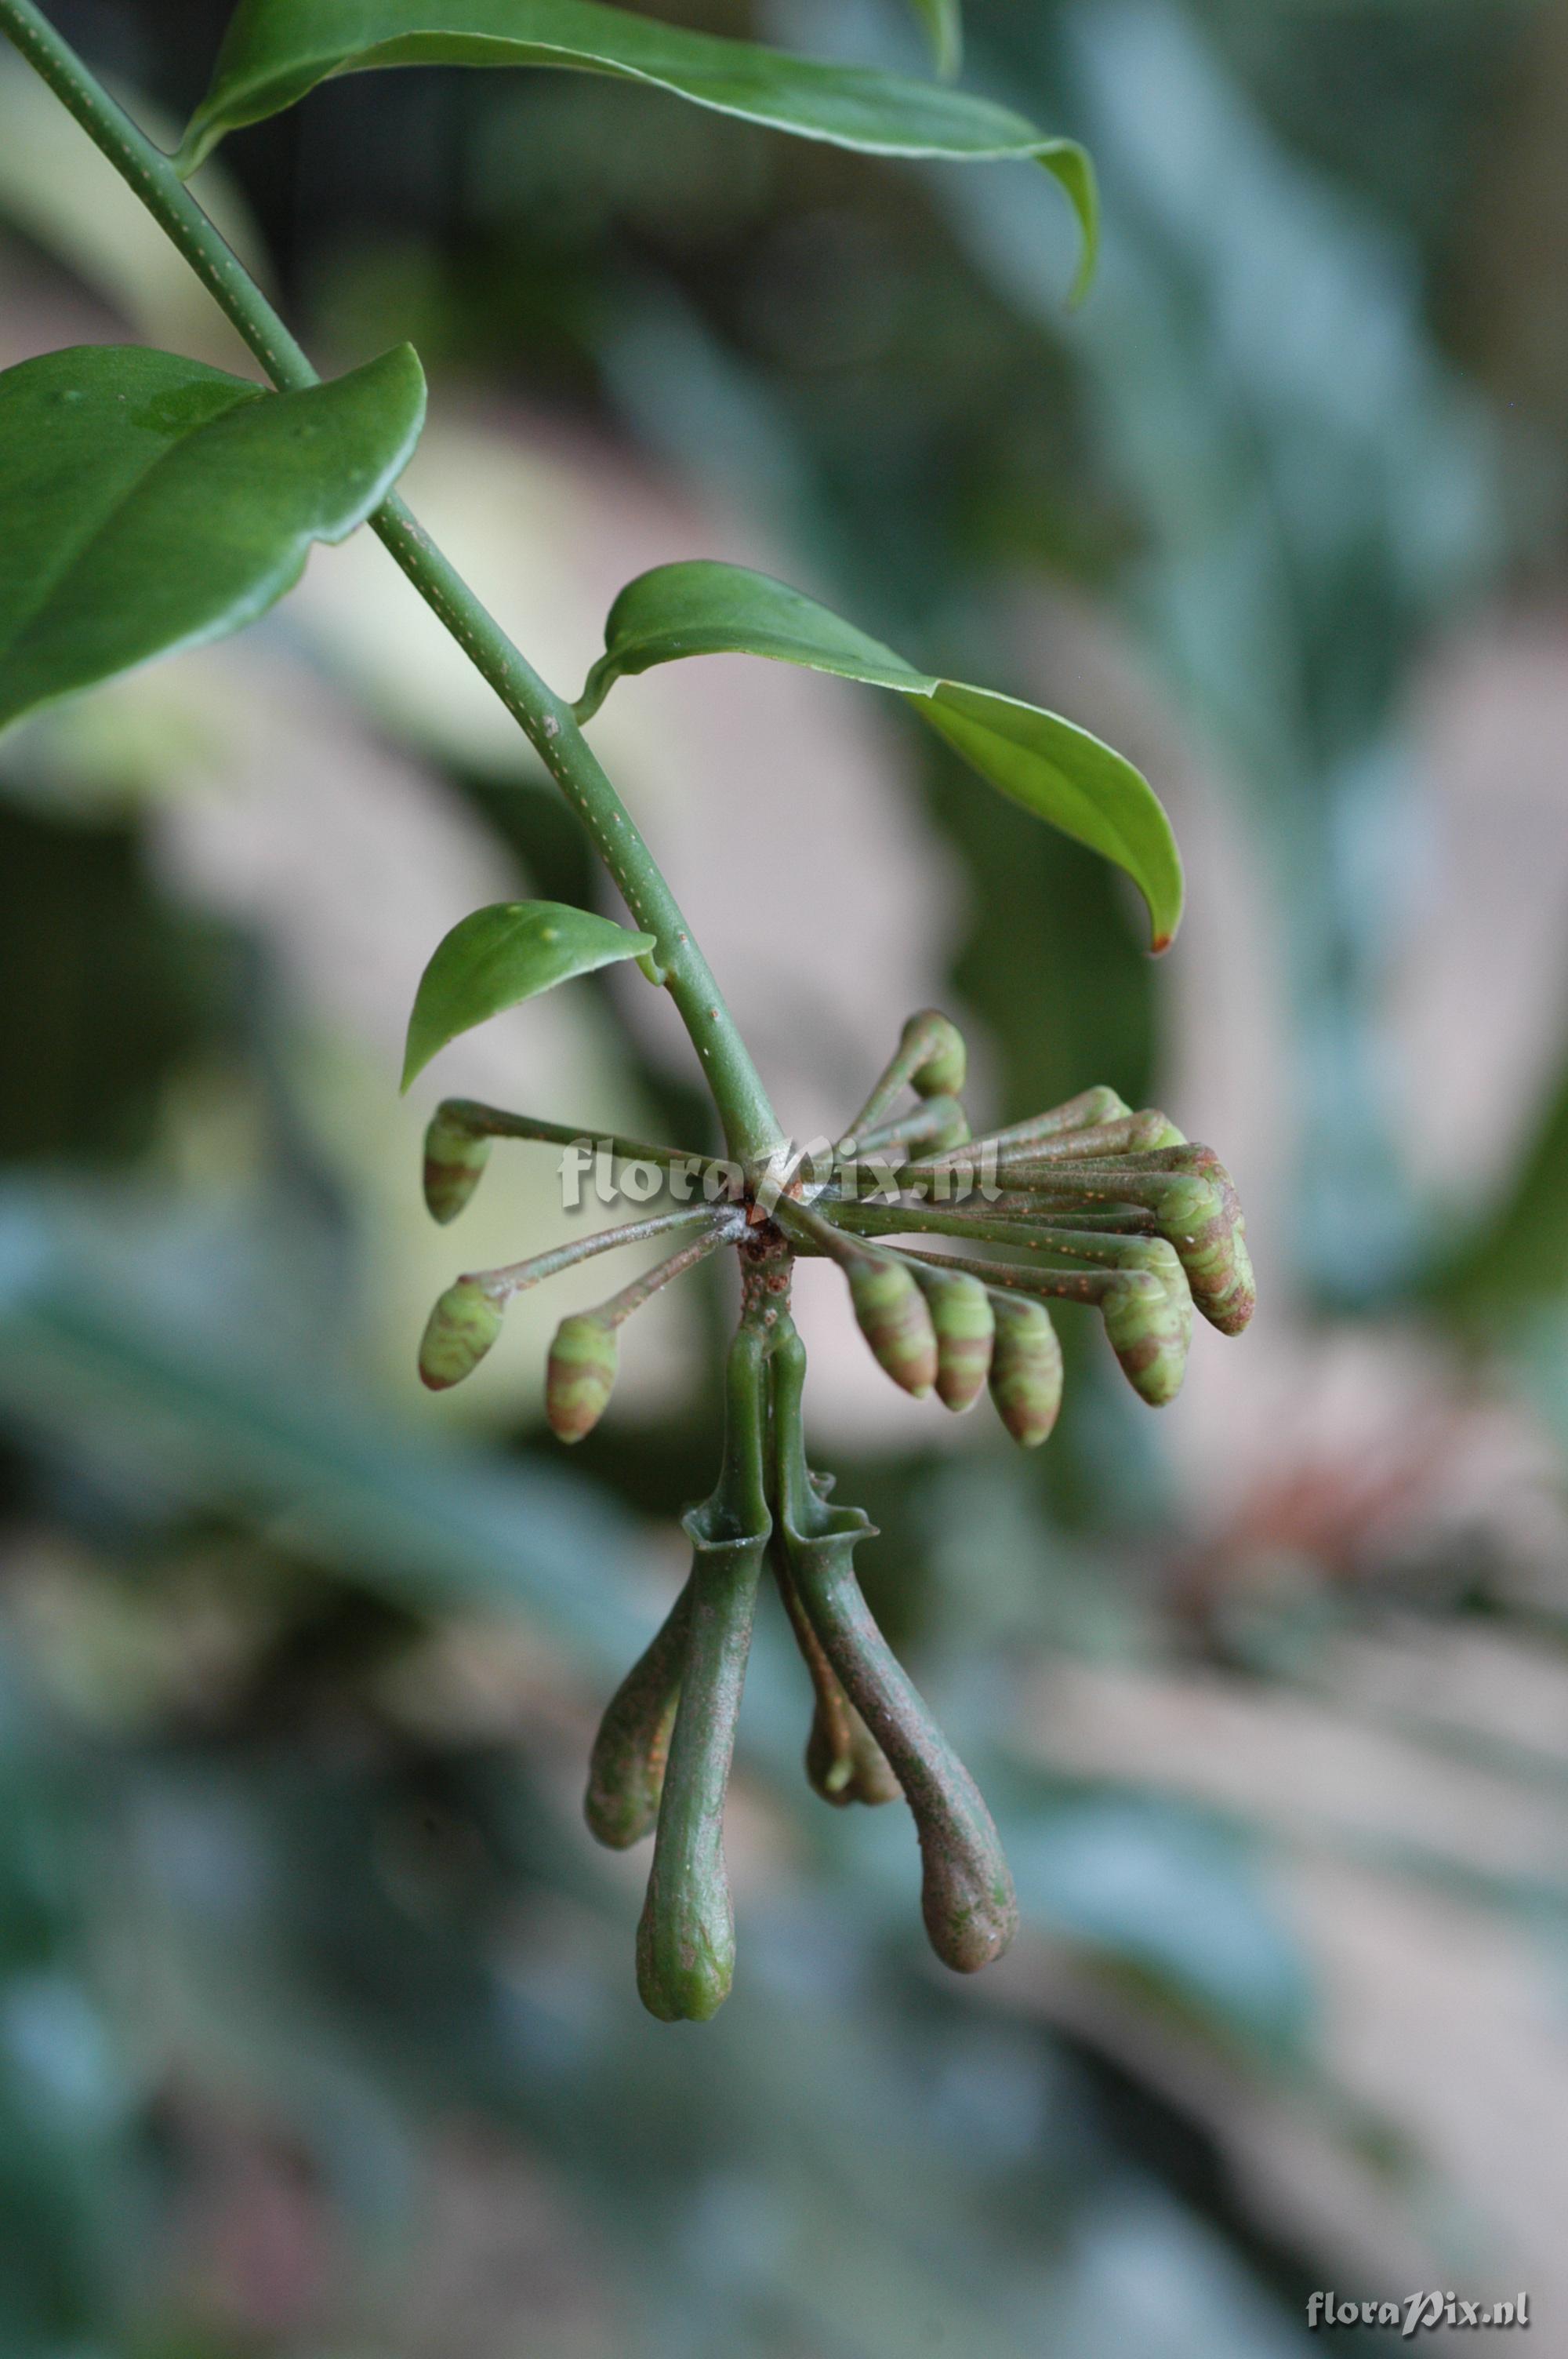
(414, 1012), (1254, 2019)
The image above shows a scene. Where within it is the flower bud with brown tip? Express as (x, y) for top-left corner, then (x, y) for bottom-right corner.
(847, 1257), (938, 1398)
(925, 1270), (995, 1412)
(1157, 1162), (1254, 1336)
(988, 1295), (1062, 1446)
(1101, 1264), (1189, 1405)
(422, 1110), (491, 1225)
(419, 1278), (503, 1390)
(546, 1313), (619, 1441)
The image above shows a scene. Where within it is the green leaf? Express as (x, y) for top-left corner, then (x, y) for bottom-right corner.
(0, 343), (425, 737)
(906, 0), (962, 78)
(577, 562), (1183, 951)
(401, 900), (658, 1090)
(178, 0), (1093, 296)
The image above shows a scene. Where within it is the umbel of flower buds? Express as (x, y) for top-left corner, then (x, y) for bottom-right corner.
(410, 995), (1254, 2026)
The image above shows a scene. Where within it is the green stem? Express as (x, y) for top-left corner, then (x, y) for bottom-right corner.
(477, 1206), (728, 1300)
(635, 1320), (772, 2020)
(435, 1100), (706, 1169)
(875, 1244), (1113, 1304)
(0, 0), (781, 1169)
(590, 1225), (731, 1327)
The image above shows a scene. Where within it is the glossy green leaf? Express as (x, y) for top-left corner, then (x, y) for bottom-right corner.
(907, 0), (962, 78)
(178, 0), (1092, 296)
(401, 900), (657, 1089)
(576, 562), (1183, 951)
(0, 343), (425, 737)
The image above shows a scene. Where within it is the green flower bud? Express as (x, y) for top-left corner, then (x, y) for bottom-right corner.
(926, 1271), (995, 1412)
(806, 1698), (902, 1807)
(1101, 1264), (1189, 1406)
(988, 1296), (1062, 1447)
(418, 1278), (503, 1390)
(1113, 1236), (1192, 1350)
(916, 1095), (971, 1155)
(422, 1111), (491, 1225)
(905, 1009), (967, 1100)
(586, 1579), (691, 1849)
(1158, 1165), (1255, 1336)
(848, 1258), (938, 1398)
(546, 1313), (619, 1442)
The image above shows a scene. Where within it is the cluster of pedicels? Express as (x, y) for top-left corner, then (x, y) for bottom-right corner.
(415, 1013), (1255, 2021)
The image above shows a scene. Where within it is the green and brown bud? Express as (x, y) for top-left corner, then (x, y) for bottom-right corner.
(422, 1109), (491, 1225)
(1156, 1158), (1254, 1337)
(924, 1270), (996, 1412)
(418, 1278), (503, 1390)
(788, 1520), (1017, 1972)
(806, 1695), (902, 1807)
(905, 1009), (967, 1100)
(546, 1313), (619, 1442)
(913, 1095), (971, 1156)
(987, 1296), (1062, 1447)
(585, 1579), (691, 1849)
(1100, 1261), (1189, 1406)
(848, 1256), (938, 1398)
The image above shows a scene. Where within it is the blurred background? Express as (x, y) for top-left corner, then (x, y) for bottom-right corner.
(1, 0), (1566, 2350)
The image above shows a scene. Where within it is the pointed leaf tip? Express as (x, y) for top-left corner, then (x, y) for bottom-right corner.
(401, 900), (656, 1090)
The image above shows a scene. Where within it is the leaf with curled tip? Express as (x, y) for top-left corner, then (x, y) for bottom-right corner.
(577, 563), (1181, 951)
(178, 0), (1093, 296)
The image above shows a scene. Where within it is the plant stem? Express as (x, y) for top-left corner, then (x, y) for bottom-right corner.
(0, 0), (782, 1169)
(477, 1207), (731, 1301)
(592, 1226), (731, 1327)
(435, 1099), (706, 1169)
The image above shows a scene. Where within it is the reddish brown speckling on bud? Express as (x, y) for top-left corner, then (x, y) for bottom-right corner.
(1100, 1263), (1189, 1406)
(1154, 1158), (1255, 1336)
